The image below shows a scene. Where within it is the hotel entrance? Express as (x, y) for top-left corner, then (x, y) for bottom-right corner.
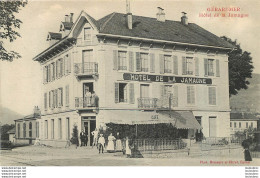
(82, 117), (96, 146)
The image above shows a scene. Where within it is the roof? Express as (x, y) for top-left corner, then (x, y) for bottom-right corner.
(96, 12), (234, 49)
(7, 128), (15, 134)
(62, 22), (74, 30)
(15, 113), (40, 121)
(230, 113), (259, 121)
(48, 32), (62, 40)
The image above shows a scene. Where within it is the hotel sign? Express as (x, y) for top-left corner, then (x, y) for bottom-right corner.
(123, 73), (212, 84)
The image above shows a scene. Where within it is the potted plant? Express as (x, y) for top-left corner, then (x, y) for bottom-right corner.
(70, 124), (79, 149)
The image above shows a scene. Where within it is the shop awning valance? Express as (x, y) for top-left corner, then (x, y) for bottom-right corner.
(99, 110), (201, 130)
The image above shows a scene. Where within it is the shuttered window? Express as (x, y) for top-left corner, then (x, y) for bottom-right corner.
(113, 50), (118, 70)
(118, 51), (127, 70)
(43, 66), (47, 83)
(208, 87), (216, 105)
(136, 52), (141, 72)
(65, 85), (69, 107)
(195, 57), (199, 76)
(216, 59), (220, 77)
(129, 83), (135, 104)
(115, 83), (119, 103)
(141, 53), (149, 72)
(60, 58), (64, 77)
(150, 53), (155, 73)
(187, 86), (195, 105)
(159, 54), (164, 74)
(58, 88), (63, 107)
(182, 57), (187, 75)
(129, 51), (134, 72)
(44, 93), (47, 110)
(164, 55), (172, 73)
(204, 58), (208, 76)
(173, 55), (178, 75)
(208, 59), (214, 76)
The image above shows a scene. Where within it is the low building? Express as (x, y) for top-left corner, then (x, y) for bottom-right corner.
(14, 106), (40, 145)
(230, 112), (259, 135)
(7, 128), (16, 143)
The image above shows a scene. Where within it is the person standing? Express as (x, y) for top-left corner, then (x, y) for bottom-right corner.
(84, 132), (88, 146)
(107, 133), (116, 153)
(80, 130), (85, 147)
(115, 132), (122, 152)
(125, 137), (132, 158)
(242, 139), (252, 161)
(91, 128), (99, 148)
(98, 134), (105, 154)
(84, 88), (91, 106)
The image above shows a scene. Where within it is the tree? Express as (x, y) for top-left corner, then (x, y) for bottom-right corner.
(221, 36), (254, 96)
(0, 0), (27, 61)
(70, 124), (79, 146)
(0, 124), (15, 140)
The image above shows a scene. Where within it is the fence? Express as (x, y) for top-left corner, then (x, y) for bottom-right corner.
(130, 138), (187, 152)
(201, 137), (244, 151)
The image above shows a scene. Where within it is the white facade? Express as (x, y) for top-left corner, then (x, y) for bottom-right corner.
(35, 11), (232, 147)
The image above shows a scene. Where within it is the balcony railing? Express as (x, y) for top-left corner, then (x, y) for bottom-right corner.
(75, 96), (98, 109)
(74, 62), (98, 76)
(138, 98), (159, 109)
(160, 95), (178, 108)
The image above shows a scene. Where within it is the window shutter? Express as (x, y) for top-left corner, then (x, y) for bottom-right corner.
(43, 67), (46, 83)
(115, 83), (119, 103)
(129, 51), (134, 72)
(195, 57), (199, 76)
(173, 55), (178, 75)
(136, 52), (141, 72)
(209, 87), (216, 105)
(63, 58), (65, 76)
(64, 56), (67, 75)
(65, 85), (69, 106)
(191, 86), (195, 104)
(44, 93), (47, 110)
(159, 54), (164, 74)
(187, 86), (191, 104)
(53, 63), (56, 80)
(204, 58), (208, 76)
(173, 85), (178, 107)
(68, 54), (71, 73)
(113, 50), (118, 70)
(216, 59), (220, 77)
(129, 83), (135, 104)
(150, 53), (155, 73)
(61, 88), (63, 106)
(53, 90), (56, 108)
(56, 60), (58, 78)
(49, 91), (51, 108)
(182, 56), (187, 75)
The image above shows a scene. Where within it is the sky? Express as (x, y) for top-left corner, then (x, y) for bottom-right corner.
(0, 0), (259, 116)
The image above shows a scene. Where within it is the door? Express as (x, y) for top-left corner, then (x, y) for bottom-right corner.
(195, 116), (203, 141)
(140, 84), (150, 107)
(82, 117), (96, 146)
(82, 50), (93, 73)
(209, 117), (217, 137)
(83, 83), (93, 107)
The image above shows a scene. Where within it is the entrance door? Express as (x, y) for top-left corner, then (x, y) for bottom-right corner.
(209, 117), (217, 137)
(82, 117), (96, 146)
(195, 116), (203, 141)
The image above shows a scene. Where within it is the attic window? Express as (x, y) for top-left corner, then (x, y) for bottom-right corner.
(84, 27), (91, 41)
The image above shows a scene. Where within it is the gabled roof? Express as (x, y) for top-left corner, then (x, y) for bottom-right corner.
(15, 113), (40, 121)
(62, 22), (74, 30)
(47, 32), (62, 40)
(96, 12), (234, 49)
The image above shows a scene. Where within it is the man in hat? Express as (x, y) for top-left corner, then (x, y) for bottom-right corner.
(98, 134), (105, 154)
(80, 130), (85, 146)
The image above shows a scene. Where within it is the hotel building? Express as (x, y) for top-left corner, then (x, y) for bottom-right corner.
(33, 6), (234, 147)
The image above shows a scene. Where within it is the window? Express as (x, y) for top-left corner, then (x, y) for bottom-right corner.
(64, 54), (71, 74)
(43, 66), (48, 83)
(208, 59), (214, 76)
(208, 87), (216, 105)
(164, 55), (172, 73)
(51, 119), (54, 139)
(230, 122), (232, 128)
(50, 90), (54, 109)
(29, 122), (32, 138)
(23, 123), (26, 138)
(56, 59), (60, 78)
(118, 51), (127, 70)
(58, 88), (63, 107)
(187, 86), (195, 105)
(17, 123), (20, 138)
(251, 122), (253, 128)
(84, 27), (91, 40)
(141, 53), (149, 72)
(44, 93), (47, 110)
(45, 120), (48, 139)
(36, 122), (39, 138)
(58, 118), (62, 139)
(66, 118), (70, 140)
(119, 83), (128, 103)
(140, 84), (149, 98)
(65, 85), (69, 107)
(239, 122), (241, 128)
(234, 122), (237, 128)
(246, 122), (248, 128)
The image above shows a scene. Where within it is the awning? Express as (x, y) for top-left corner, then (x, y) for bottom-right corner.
(99, 110), (201, 130)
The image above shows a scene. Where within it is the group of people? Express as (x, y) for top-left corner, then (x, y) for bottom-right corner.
(84, 89), (98, 107)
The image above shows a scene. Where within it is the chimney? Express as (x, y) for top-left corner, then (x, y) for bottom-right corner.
(33, 106), (41, 116)
(156, 7), (165, 22)
(181, 12), (188, 25)
(126, 0), (132, 29)
(70, 13), (74, 23)
(64, 15), (69, 22)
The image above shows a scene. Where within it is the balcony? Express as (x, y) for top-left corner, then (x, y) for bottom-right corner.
(75, 97), (98, 110)
(74, 62), (98, 78)
(138, 98), (159, 109)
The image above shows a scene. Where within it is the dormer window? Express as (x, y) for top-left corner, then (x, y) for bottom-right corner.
(84, 27), (91, 41)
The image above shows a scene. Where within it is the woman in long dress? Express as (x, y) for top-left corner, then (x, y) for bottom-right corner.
(107, 133), (116, 153)
(125, 137), (132, 158)
(115, 132), (122, 152)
